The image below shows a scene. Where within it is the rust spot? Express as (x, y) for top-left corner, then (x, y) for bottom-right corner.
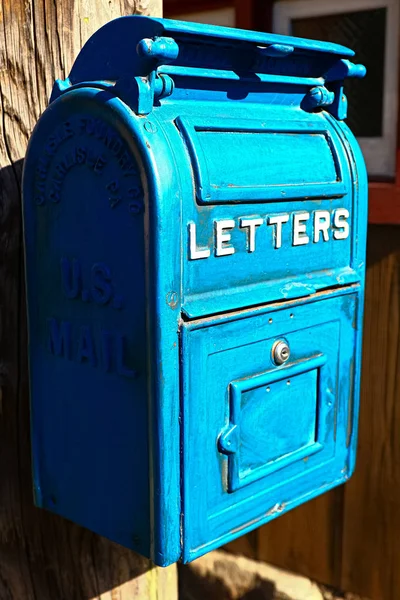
(266, 502), (286, 517)
(166, 291), (179, 309)
(182, 283), (360, 324)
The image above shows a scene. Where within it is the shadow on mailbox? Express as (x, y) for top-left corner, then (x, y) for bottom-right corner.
(22, 16), (368, 567)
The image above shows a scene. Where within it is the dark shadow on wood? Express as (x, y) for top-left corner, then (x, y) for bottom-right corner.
(178, 561), (276, 600)
(366, 225), (400, 267)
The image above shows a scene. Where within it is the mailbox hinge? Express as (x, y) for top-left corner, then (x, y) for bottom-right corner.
(114, 36), (178, 115)
(303, 59), (366, 120)
(114, 71), (175, 115)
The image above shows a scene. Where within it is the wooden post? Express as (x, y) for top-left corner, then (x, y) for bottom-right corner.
(0, 1), (178, 598)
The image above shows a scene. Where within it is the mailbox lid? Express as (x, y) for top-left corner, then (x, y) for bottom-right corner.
(180, 290), (361, 561)
(156, 102), (367, 318)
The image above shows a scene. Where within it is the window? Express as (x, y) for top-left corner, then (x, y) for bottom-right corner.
(273, 0), (400, 179)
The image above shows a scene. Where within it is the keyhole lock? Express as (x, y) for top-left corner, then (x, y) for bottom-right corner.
(272, 340), (290, 365)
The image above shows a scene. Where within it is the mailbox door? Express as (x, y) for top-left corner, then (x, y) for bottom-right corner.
(181, 290), (360, 561)
(161, 107), (364, 318)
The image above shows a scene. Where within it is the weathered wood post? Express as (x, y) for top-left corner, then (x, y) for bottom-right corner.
(0, 1), (177, 598)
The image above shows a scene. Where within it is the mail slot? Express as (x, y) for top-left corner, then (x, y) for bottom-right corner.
(22, 16), (367, 566)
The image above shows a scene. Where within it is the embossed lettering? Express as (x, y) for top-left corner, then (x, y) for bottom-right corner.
(268, 214), (290, 249)
(34, 116), (142, 208)
(187, 207), (350, 260)
(91, 263), (113, 305)
(47, 319), (136, 378)
(44, 121), (74, 156)
(87, 153), (107, 174)
(333, 208), (350, 240)
(188, 223), (211, 260)
(107, 179), (119, 193)
(215, 219), (235, 257)
(60, 259), (122, 308)
(314, 210), (331, 243)
(293, 213), (310, 246)
(48, 318), (71, 359)
(76, 326), (96, 367)
(79, 118), (139, 177)
(240, 218), (263, 252)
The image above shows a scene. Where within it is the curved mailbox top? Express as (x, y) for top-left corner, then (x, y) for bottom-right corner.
(65, 16), (361, 92)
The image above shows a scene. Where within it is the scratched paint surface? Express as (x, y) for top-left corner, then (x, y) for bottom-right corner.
(22, 16), (368, 566)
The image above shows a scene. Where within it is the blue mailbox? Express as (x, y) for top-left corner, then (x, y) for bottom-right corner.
(22, 16), (367, 566)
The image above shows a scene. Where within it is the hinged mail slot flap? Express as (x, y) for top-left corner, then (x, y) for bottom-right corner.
(177, 116), (346, 204)
(220, 353), (327, 492)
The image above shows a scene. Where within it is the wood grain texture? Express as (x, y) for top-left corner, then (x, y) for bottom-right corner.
(0, 1), (179, 599)
(341, 225), (400, 600)
(257, 488), (344, 588)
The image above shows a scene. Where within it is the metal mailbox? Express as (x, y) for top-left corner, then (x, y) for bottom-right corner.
(22, 16), (368, 566)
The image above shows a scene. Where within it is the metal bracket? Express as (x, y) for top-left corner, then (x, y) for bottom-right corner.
(115, 36), (178, 115)
(325, 59), (366, 120)
(114, 72), (175, 115)
(302, 59), (366, 119)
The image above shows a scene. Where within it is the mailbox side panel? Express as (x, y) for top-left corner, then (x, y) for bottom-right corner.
(329, 116), (368, 475)
(22, 88), (182, 564)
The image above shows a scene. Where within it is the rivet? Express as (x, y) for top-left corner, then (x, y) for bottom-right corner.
(166, 291), (179, 308)
(144, 120), (157, 133)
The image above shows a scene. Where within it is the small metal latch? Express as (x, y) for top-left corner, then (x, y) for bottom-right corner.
(323, 59), (366, 120)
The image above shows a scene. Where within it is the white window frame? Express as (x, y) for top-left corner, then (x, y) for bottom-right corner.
(273, 0), (400, 178)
